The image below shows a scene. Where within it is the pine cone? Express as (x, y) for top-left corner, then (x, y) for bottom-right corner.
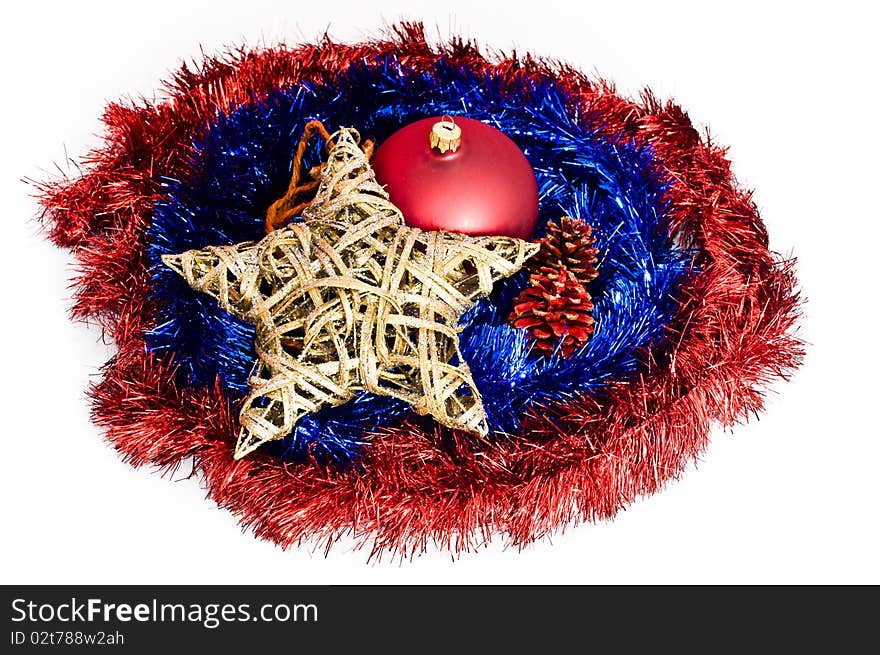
(510, 266), (595, 358)
(528, 216), (599, 283)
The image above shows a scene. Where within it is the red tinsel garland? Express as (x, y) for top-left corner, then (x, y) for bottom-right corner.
(39, 24), (801, 558)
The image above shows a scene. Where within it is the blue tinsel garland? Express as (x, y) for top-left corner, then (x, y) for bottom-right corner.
(145, 57), (691, 463)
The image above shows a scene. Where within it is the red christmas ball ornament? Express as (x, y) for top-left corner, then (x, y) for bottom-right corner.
(372, 116), (539, 239)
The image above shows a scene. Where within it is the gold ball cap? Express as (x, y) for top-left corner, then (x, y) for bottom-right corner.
(429, 118), (462, 153)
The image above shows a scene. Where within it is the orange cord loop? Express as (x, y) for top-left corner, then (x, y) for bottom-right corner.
(265, 120), (374, 232)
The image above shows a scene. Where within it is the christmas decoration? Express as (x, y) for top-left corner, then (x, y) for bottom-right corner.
(510, 216), (600, 357)
(38, 24), (802, 558)
(510, 266), (595, 358)
(528, 216), (599, 281)
(372, 116), (539, 238)
(163, 128), (536, 458)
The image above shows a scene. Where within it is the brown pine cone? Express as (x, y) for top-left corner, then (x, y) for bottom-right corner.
(510, 266), (595, 358)
(528, 216), (599, 284)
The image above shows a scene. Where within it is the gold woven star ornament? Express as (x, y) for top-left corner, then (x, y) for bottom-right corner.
(163, 128), (538, 459)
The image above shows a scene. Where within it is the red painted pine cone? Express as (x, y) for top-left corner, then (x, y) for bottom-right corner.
(510, 266), (595, 357)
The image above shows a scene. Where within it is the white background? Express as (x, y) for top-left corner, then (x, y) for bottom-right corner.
(1, 0), (877, 584)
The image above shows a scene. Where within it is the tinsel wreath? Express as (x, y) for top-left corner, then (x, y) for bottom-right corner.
(38, 23), (801, 557)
